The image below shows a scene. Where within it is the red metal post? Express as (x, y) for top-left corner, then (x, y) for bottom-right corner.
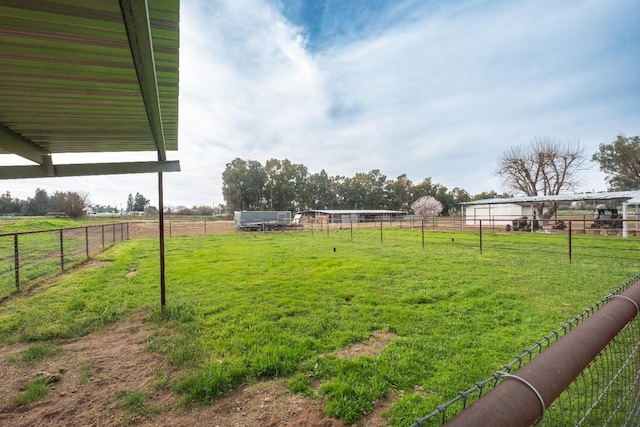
(568, 220), (572, 263)
(158, 172), (166, 311)
(13, 234), (19, 289)
(60, 229), (64, 270)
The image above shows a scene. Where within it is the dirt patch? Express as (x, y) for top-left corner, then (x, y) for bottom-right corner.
(127, 220), (237, 239)
(0, 315), (394, 427)
(126, 263), (138, 278)
(331, 330), (398, 359)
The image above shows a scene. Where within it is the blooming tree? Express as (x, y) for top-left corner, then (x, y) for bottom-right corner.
(411, 196), (443, 221)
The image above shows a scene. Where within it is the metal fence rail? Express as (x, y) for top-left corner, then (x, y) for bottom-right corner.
(412, 273), (640, 426)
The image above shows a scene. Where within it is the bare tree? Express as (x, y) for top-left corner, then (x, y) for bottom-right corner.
(496, 137), (586, 218)
(411, 196), (443, 222)
(50, 191), (90, 218)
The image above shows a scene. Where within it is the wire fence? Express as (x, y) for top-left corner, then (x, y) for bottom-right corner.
(411, 273), (640, 426)
(3, 217), (638, 301)
(0, 223), (129, 300)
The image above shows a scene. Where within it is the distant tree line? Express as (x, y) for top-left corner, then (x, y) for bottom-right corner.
(0, 189), (91, 218)
(222, 158), (508, 214)
(223, 134), (640, 215)
(0, 188), (228, 218)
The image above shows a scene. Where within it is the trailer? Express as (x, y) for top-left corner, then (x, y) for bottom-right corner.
(234, 211), (293, 231)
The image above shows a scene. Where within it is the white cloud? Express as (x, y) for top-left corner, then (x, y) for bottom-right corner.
(2, 0), (638, 207)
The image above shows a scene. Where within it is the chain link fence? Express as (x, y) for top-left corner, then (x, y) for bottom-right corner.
(412, 274), (640, 426)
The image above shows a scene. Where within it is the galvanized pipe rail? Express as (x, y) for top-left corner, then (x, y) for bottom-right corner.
(443, 280), (640, 426)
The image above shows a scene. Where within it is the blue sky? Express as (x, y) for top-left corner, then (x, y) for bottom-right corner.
(3, 0), (640, 208)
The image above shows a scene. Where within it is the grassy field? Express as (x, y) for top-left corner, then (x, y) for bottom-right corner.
(0, 227), (638, 425)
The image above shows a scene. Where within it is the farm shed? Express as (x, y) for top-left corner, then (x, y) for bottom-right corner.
(463, 203), (550, 227)
(462, 191), (640, 237)
(0, 0), (180, 308)
(303, 209), (407, 224)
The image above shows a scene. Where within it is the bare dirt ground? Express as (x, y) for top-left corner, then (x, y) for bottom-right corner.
(0, 314), (397, 427)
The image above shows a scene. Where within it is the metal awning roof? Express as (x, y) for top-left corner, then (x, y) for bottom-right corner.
(461, 191), (640, 206)
(0, 0), (180, 179)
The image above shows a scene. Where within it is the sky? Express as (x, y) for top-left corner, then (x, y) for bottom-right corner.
(2, 0), (639, 209)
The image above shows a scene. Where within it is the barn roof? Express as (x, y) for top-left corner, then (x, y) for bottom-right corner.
(306, 209), (407, 215)
(461, 191), (640, 206)
(0, 0), (180, 179)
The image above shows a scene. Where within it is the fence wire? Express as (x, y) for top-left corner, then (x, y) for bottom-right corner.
(412, 273), (640, 426)
(0, 223), (129, 300)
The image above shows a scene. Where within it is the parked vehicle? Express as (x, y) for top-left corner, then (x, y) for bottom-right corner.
(591, 208), (623, 229)
(506, 216), (540, 232)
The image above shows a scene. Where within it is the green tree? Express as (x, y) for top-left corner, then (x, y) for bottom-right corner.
(307, 170), (338, 209)
(339, 170), (387, 209)
(411, 178), (454, 214)
(592, 134), (640, 191)
(0, 191), (20, 214)
(133, 193), (150, 211)
(126, 193), (135, 212)
(384, 174), (413, 211)
(21, 188), (50, 216)
(264, 159), (308, 211)
(222, 158), (267, 211)
(448, 187), (471, 215)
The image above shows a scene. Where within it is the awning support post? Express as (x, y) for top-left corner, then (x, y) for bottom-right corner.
(158, 171), (166, 311)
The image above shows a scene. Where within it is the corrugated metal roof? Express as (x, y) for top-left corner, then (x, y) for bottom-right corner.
(461, 191), (640, 206)
(0, 0), (179, 178)
(308, 209), (407, 214)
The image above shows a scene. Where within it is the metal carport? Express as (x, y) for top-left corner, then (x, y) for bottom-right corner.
(0, 0), (180, 309)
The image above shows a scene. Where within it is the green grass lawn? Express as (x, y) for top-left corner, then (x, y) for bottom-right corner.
(0, 228), (637, 425)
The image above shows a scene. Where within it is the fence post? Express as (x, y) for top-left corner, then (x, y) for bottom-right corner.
(568, 220), (572, 263)
(13, 234), (19, 290)
(479, 220), (483, 255)
(101, 224), (105, 249)
(350, 219), (353, 241)
(422, 220), (425, 249)
(204, 220), (207, 236)
(60, 229), (65, 270)
(112, 223), (116, 244)
(85, 227), (89, 258)
(380, 220), (383, 244)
